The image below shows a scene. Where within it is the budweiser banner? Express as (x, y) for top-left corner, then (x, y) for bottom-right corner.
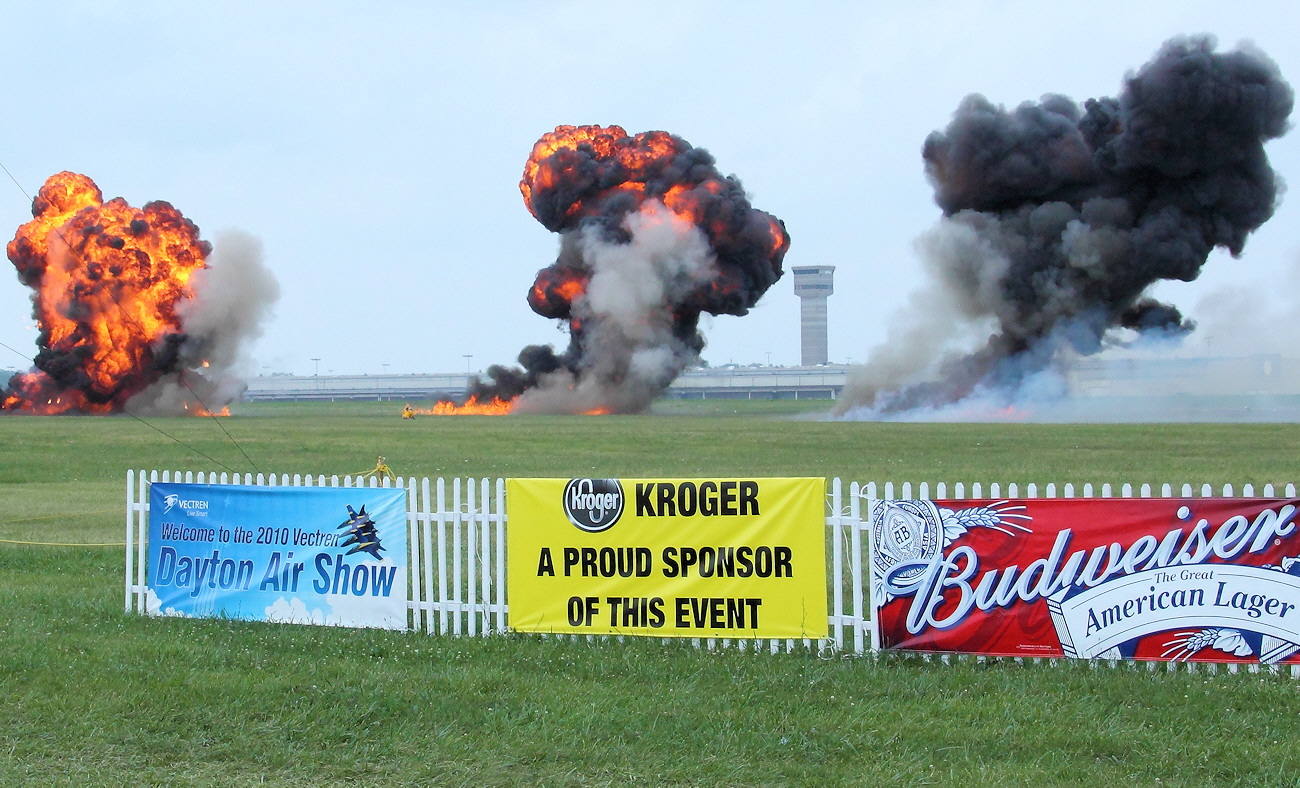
(871, 497), (1300, 663)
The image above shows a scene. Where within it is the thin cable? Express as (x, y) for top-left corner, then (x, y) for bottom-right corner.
(1, 339), (35, 366)
(0, 162), (258, 473)
(117, 409), (240, 471)
(177, 370), (260, 472)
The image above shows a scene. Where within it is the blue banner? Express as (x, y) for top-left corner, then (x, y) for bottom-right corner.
(147, 483), (408, 629)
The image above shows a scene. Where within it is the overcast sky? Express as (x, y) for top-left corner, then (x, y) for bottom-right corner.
(2, 1), (1297, 378)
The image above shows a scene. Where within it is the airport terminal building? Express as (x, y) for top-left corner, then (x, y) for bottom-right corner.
(236, 354), (1299, 414)
(239, 364), (850, 403)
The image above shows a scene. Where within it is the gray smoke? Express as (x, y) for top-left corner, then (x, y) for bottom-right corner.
(127, 230), (279, 415)
(511, 203), (719, 414)
(836, 35), (1293, 419)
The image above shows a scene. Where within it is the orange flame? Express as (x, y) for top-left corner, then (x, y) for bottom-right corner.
(422, 398), (612, 416)
(520, 125), (789, 287)
(184, 402), (230, 417)
(430, 395), (515, 415)
(520, 125), (629, 211)
(993, 405), (1027, 421)
(527, 266), (589, 319)
(4, 172), (210, 414)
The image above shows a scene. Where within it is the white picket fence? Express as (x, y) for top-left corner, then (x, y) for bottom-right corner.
(125, 471), (1298, 663)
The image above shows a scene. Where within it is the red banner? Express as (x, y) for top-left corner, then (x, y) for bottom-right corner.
(871, 497), (1300, 663)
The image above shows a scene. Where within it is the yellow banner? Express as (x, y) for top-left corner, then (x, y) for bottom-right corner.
(507, 477), (827, 638)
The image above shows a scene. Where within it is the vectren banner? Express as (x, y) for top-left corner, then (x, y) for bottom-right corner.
(147, 483), (408, 629)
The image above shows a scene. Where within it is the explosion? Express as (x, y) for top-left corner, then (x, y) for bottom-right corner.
(2, 172), (278, 415)
(437, 124), (790, 415)
(837, 36), (1294, 419)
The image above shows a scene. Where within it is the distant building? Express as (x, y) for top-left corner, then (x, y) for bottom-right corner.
(240, 367), (850, 402)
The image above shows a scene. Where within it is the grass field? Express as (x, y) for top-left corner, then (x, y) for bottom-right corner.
(2, 401), (1300, 786)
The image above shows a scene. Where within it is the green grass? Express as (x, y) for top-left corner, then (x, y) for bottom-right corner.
(2, 402), (1300, 786)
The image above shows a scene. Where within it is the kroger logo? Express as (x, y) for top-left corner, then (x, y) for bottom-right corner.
(563, 478), (625, 533)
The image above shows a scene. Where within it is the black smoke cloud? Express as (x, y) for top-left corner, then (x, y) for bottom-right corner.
(837, 35), (1293, 418)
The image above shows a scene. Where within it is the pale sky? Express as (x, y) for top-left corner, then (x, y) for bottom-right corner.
(2, 1), (1297, 378)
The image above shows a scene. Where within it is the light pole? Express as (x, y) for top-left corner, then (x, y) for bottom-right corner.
(311, 358), (320, 376)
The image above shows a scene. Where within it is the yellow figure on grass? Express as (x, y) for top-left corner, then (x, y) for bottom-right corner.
(401, 403), (415, 419)
(357, 455), (396, 483)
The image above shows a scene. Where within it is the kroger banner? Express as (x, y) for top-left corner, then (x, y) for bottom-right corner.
(508, 477), (827, 639)
(871, 497), (1300, 663)
(147, 483), (408, 630)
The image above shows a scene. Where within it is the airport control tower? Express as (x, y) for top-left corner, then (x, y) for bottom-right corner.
(792, 265), (834, 366)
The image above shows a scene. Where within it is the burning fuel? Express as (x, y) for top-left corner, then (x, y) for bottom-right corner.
(2, 172), (278, 415)
(837, 35), (1294, 420)
(438, 124), (790, 414)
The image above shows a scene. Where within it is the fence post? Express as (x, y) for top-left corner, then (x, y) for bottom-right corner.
(125, 471), (136, 613)
(849, 481), (866, 655)
(830, 477), (844, 651)
(406, 478), (422, 633)
(495, 478), (507, 634)
(863, 484), (881, 653)
(469, 477), (483, 635)
(437, 477), (449, 635)
(421, 476), (435, 635)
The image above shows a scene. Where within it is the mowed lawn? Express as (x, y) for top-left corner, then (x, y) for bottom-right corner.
(1, 401), (1299, 786)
